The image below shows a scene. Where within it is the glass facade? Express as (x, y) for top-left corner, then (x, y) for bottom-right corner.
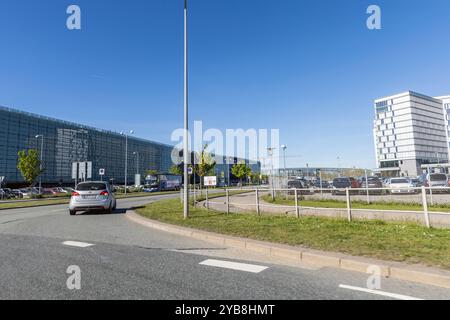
(0, 106), (173, 185)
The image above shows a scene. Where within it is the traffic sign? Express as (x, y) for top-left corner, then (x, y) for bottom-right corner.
(204, 176), (217, 187)
(99, 168), (105, 176)
(188, 167), (193, 175)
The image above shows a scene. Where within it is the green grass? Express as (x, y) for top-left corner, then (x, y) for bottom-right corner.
(262, 195), (450, 213)
(137, 198), (450, 269)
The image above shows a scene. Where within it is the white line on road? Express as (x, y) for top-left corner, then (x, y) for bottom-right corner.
(199, 259), (268, 273)
(62, 241), (95, 248)
(339, 284), (423, 300)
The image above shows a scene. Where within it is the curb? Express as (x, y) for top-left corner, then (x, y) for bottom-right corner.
(126, 210), (450, 289)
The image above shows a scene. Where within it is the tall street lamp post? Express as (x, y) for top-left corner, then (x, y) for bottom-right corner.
(35, 135), (44, 194)
(183, 0), (189, 219)
(120, 130), (134, 194)
(281, 145), (287, 186)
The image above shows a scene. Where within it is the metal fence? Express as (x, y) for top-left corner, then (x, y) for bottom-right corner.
(199, 186), (450, 229)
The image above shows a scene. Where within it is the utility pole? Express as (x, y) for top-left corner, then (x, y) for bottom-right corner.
(183, 0), (189, 219)
(35, 135), (44, 194)
(120, 130), (134, 194)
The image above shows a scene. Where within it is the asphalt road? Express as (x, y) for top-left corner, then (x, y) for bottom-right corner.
(0, 194), (449, 300)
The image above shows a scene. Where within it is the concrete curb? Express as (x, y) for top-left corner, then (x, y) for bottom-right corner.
(126, 210), (450, 289)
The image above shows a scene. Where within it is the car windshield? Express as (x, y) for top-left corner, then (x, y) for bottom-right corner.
(76, 183), (107, 191)
(430, 174), (447, 181)
(390, 179), (409, 184)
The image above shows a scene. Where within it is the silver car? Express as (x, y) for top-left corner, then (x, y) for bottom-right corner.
(69, 182), (116, 215)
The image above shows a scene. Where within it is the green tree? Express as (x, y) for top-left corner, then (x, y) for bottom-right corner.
(196, 144), (216, 189)
(231, 161), (251, 187)
(146, 169), (159, 177)
(17, 149), (43, 187)
(168, 165), (182, 176)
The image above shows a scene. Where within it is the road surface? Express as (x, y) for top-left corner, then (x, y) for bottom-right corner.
(0, 194), (449, 300)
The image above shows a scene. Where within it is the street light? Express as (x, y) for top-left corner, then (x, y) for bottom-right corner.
(183, 0), (189, 219)
(133, 151), (140, 175)
(120, 130), (134, 194)
(35, 135), (44, 194)
(281, 145), (287, 187)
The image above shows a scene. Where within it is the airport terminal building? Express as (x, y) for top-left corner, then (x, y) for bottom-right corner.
(0, 106), (260, 187)
(0, 106), (174, 186)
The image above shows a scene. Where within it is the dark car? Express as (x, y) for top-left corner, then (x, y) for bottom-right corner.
(332, 177), (352, 195)
(358, 176), (383, 194)
(313, 180), (330, 189)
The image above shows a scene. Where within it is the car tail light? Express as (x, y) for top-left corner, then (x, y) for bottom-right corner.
(72, 192), (80, 197)
(100, 191), (109, 196)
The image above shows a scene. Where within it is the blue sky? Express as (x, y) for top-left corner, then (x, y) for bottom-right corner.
(1, 0), (450, 169)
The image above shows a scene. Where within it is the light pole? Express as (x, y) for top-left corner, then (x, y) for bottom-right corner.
(35, 135), (44, 194)
(281, 145), (287, 187)
(267, 147), (277, 196)
(337, 156), (341, 177)
(133, 151), (140, 175)
(120, 130), (134, 194)
(183, 0), (189, 219)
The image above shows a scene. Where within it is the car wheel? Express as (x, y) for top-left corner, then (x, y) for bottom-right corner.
(69, 210), (76, 216)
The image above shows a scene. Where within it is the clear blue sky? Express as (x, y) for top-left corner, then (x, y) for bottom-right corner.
(1, 0), (450, 169)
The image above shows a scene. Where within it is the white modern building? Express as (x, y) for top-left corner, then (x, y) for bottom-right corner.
(373, 91), (449, 177)
(436, 95), (450, 160)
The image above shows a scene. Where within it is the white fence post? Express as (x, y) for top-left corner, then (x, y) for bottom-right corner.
(294, 188), (299, 218)
(205, 187), (209, 210)
(255, 188), (260, 216)
(421, 186), (431, 228)
(226, 188), (230, 214)
(346, 188), (352, 222)
(271, 188), (275, 201)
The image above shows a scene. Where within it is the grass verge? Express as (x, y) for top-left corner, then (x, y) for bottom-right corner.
(137, 198), (450, 269)
(262, 195), (450, 213)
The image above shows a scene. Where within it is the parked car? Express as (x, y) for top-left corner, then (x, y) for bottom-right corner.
(409, 178), (421, 187)
(388, 178), (416, 194)
(287, 180), (306, 189)
(349, 177), (360, 189)
(419, 173), (449, 193)
(69, 181), (116, 215)
(358, 176), (383, 194)
(313, 180), (330, 189)
(332, 177), (352, 195)
(0, 189), (10, 199)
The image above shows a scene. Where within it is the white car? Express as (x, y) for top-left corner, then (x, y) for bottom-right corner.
(388, 178), (416, 194)
(69, 182), (116, 215)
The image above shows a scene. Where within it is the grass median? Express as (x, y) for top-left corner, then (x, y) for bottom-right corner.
(262, 194), (450, 213)
(136, 198), (450, 269)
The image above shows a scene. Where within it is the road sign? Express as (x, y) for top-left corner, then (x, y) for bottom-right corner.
(99, 168), (105, 176)
(188, 167), (193, 175)
(204, 176), (217, 187)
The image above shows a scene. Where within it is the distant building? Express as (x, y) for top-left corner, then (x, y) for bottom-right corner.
(436, 95), (450, 161)
(373, 91), (449, 177)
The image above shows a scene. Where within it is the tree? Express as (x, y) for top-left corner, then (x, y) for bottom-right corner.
(146, 169), (159, 177)
(17, 149), (43, 187)
(168, 165), (182, 176)
(196, 144), (216, 189)
(231, 161), (251, 187)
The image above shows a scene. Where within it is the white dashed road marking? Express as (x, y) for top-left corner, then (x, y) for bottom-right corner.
(199, 259), (268, 273)
(339, 284), (423, 300)
(62, 241), (95, 248)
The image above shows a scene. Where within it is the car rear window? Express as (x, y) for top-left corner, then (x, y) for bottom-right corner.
(76, 183), (107, 191)
(430, 174), (447, 181)
(390, 179), (409, 184)
(334, 178), (350, 183)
